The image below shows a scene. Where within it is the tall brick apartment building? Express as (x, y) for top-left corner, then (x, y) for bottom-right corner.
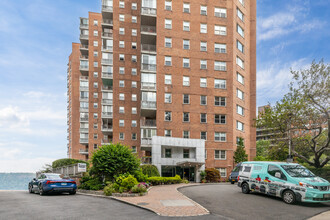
(67, 0), (256, 182)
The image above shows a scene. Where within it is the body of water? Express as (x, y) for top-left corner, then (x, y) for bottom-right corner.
(0, 173), (35, 190)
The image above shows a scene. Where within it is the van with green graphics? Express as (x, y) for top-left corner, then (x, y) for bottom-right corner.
(237, 161), (330, 204)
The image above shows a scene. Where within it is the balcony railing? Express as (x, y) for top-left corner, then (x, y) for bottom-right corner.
(79, 65), (89, 71)
(79, 97), (89, 102)
(80, 44), (88, 50)
(141, 44), (156, 53)
(102, 112), (113, 118)
(141, 119), (156, 127)
(101, 125), (113, 132)
(101, 99), (113, 105)
(79, 139), (89, 144)
(102, 46), (113, 51)
(102, 32), (113, 38)
(80, 86), (89, 91)
(101, 138), (113, 145)
(141, 156), (152, 164)
(141, 101), (157, 109)
(101, 72), (113, 79)
(102, 5), (113, 12)
(80, 116), (89, 122)
(141, 138), (152, 146)
(141, 82), (156, 90)
(80, 23), (89, 29)
(80, 34), (89, 39)
(102, 85), (113, 91)
(79, 128), (89, 133)
(80, 76), (88, 80)
(101, 59), (113, 65)
(79, 149), (89, 155)
(141, 7), (157, 16)
(80, 107), (89, 112)
(141, 25), (156, 34)
(80, 55), (88, 59)
(141, 63), (156, 71)
(102, 19), (113, 25)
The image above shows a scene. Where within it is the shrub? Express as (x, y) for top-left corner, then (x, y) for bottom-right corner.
(200, 170), (206, 181)
(307, 166), (330, 181)
(52, 158), (88, 169)
(141, 165), (160, 177)
(205, 168), (221, 182)
(79, 176), (104, 190)
(131, 184), (147, 194)
(133, 169), (148, 182)
(120, 175), (139, 191)
(147, 175), (182, 185)
(104, 184), (115, 196)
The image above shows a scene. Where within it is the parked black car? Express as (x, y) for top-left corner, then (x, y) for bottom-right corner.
(229, 163), (241, 184)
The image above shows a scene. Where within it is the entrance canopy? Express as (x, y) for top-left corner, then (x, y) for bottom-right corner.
(176, 161), (205, 167)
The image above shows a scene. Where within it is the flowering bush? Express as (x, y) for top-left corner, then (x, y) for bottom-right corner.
(131, 183), (147, 194)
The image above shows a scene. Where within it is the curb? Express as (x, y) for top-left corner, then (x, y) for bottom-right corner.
(308, 210), (330, 220)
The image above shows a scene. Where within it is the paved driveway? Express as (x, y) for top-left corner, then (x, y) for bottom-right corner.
(179, 184), (330, 220)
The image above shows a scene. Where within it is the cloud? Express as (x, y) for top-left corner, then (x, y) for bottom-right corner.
(0, 106), (29, 129)
(0, 157), (56, 173)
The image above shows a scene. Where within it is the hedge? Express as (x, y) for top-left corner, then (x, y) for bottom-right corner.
(140, 165), (160, 177)
(52, 158), (88, 169)
(147, 175), (182, 185)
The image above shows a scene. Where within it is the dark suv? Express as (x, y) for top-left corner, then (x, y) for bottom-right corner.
(229, 163), (241, 184)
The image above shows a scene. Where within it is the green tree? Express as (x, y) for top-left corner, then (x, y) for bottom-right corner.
(234, 137), (248, 163)
(257, 60), (330, 168)
(90, 143), (140, 181)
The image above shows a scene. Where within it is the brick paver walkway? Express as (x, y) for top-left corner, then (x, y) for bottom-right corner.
(113, 184), (209, 217)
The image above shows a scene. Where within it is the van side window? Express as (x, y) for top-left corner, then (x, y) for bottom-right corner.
(253, 165), (262, 171)
(243, 166), (251, 172)
(239, 166), (243, 172)
(268, 165), (287, 180)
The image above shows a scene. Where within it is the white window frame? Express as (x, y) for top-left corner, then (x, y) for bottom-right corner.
(237, 72), (244, 84)
(183, 58), (190, 68)
(165, 0), (172, 11)
(200, 5), (207, 15)
(215, 43), (226, 53)
(200, 78), (207, 88)
(165, 37), (172, 48)
(215, 8), (227, 18)
(200, 41), (207, 51)
(215, 25), (227, 35)
(214, 133), (226, 142)
(183, 3), (190, 13)
(237, 105), (244, 116)
(237, 121), (244, 131)
(200, 23), (207, 33)
(165, 19), (172, 29)
(165, 74), (172, 85)
(183, 76), (190, 86)
(165, 56), (172, 66)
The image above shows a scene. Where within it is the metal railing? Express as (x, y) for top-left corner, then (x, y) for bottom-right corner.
(79, 149), (89, 155)
(101, 138), (112, 144)
(102, 5), (113, 12)
(102, 32), (113, 38)
(141, 44), (156, 52)
(101, 72), (113, 79)
(101, 59), (113, 65)
(80, 55), (88, 59)
(79, 34), (89, 39)
(141, 138), (152, 146)
(102, 85), (113, 91)
(141, 101), (156, 109)
(141, 82), (156, 90)
(141, 63), (156, 71)
(80, 86), (89, 91)
(79, 97), (89, 102)
(80, 116), (89, 122)
(79, 65), (89, 71)
(102, 19), (113, 25)
(80, 107), (89, 112)
(80, 76), (88, 80)
(79, 138), (89, 144)
(80, 23), (88, 29)
(79, 128), (89, 133)
(141, 25), (156, 34)
(102, 112), (113, 118)
(80, 44), (88, 49)
(102, 46), (113, 51)
(141, 156), (152, 164)
(141, 7), (157, 16)
(101, 99), (113, 105)
(101, 125), (113, 132)
(141, 119), (156, 127)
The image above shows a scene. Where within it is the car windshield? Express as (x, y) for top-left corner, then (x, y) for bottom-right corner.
(46, 174), (62, 179)
(281, 165), (315, 178)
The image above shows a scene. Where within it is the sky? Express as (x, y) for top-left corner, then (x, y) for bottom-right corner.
(0, 0), (329, 172)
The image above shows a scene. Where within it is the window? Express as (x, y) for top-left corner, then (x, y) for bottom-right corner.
(200, 23), (207, 33)
(119, 80), (125, 87)
(119, 54), (125, 61)
(215, 97), (226, 106)
(132, 120), (137, 127)
(93, 113), (98, 119)
(237, 72), (244, 84)
(132, 3), (137, 10)
(132, 94), (137, 101)
(119, 14), (125, 21)
(183, 39), (190, 49)
(165, 56), (172, 66)
(119, 1), (125, 8)
(219, 168), (227, 177)
(93, 51), (98, 57)
(93, 82), (98, 88)
(132, 146), (137, 153)
(119, 41), (125, 48)
(165, 129), (172, 137)
(237, 24), (244, 37)
(200, 78), (207, 87)
(131, 55), (137, 62)
(237, 121), (244, 131)
(165, 111), (172, 121)
(215, 150), (226, 159)
(93, 62), (98, 67)
(214, 79), (226, 89)
(119, 28), (125, 35)
(165, 149), (172, 158)
(239, 0), (245, 6)
(183, 3), (190, 13)
(200, 95), (207, 105)
(165, 93), (172, 103)
(132, 16), (137, 23)
(93, 103), (98, 108)
(165, 75), (172, 84)
(165, 37), (172, 48)
(119, 93), (125, 100)
(237, 8), (244, 21)
(200, 42), (207, 51)
(200, 60), (207, 69)
(237, 40), (244, 53)
(93, 30), (98, 36)
(237, 105), (244, 116)
(119, 106), (125, 113)
(237, 88), (244, 99)
(94, 144), (98, 149)
(215, 132), (226, 142)
(131, 68), (137, 75)
(268, 165), (287, 180)
(183, 112), (190, 122)
(165, 0), (172, 10)
(183, 21), (190, 31)
(200, 113), (207, 123)
(132, 29), (137, 36)
(183, 76), (190, 86)
(119, 67), (125, 74)
(214, 61), (226, 71)
(119, 120), (125, 127)
(93, 92), (98, 98)
(215, 8), (227, 18)
(132, 107), (137, 114)
(93, 72), (98, 77)
(132, 81), (137, 88)
(119, 133), (124, 140)
(215, 43), (226, 53)
(201, 131), (207, 140)
(183, 131), (190, 138)
(236, 56), (244, 69)
(93, 20), (98, 26)
(183, 94), (189, 104)
(215, 114), (226, 124)
(215, 25), (227, 35)
(94, 134), (98, 139)
(94, 41), (98, 47)
(200, 5), (207, 15)
(183, 149), (190, 158)
(165, 19), (172, 29)
(182, 58), (190, 68)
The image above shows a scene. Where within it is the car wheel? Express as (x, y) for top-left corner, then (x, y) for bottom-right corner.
(69, 190), (76, 195)
(282, 190), (296, 204)
(39, 185), (45, 196)
(28, 184), (33, 193)
(241, 182), (250, 194)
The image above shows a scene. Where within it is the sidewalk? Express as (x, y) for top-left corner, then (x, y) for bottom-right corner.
(309, 211), (330, 220)
(112, 183), (209, 217)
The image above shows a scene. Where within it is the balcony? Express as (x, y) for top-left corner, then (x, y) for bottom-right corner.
(141, 156), (152, 165)
(79, 64), (89, 72)
(101, 125), (113, 132)
(80, 34), (89, 40)
(141, 7), (157, 16)
(80, 55), (88, 60)
(102, 5), (113, 12)
(102, 32), (113, 38)
(102, 46), (113, 52)
(79, 149), (89, 155)
(141, 63), (156, 72)
(79, 97), (89, 102)
(79, 128), (89, 133)
(80, 23), (88, 29)
(102, 19), (113, 26)
(141, 82), (156, 91)
(80, 44), (88, 50)
(80, 116), (89, 122)
(101, 59), (113, 65)
(101, 72), (113, 79)
(141, 101), (157, 110)
(141, 25), (156, 35)
(80, 107), (89, 112)
(141, 44), (156, 53)
(101, 99), (113, 105)
(102, 85), (113, 91)
(102, 112), (113, 118)
(79, 139), (89, 144)
(140, 119), (156, 127)
(141, 138), (152, 146)
(80, 86), (89, 91)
